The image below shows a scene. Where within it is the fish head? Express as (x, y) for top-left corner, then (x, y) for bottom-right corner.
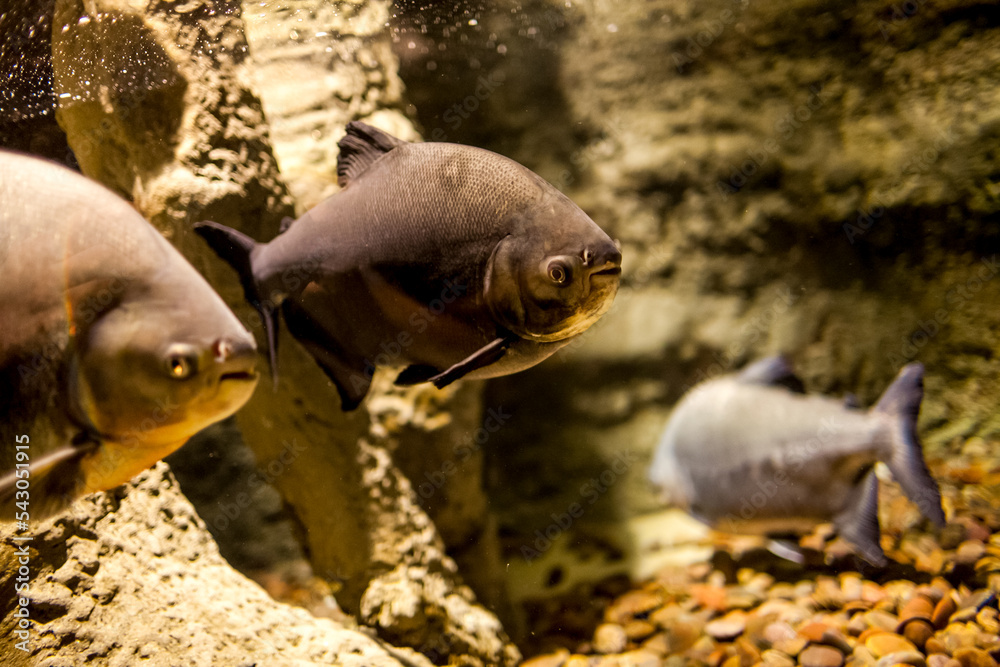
(485, 193), (622, 342)
(69, 266), (259, 457)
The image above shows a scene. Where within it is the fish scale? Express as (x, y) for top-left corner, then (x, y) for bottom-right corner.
(194, 121), (622, 410)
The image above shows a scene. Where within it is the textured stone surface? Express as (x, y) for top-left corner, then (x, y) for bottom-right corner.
(0, 463), (433, 666)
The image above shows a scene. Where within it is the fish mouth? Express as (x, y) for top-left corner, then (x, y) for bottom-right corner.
(220, 370), (259, 383)
(591, 266), (622, 278)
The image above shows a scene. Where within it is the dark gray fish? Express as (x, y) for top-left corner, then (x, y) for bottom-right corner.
(0, 151), (259, 520)
(195, 122), (622, 410)
(648, 356), (945, 565)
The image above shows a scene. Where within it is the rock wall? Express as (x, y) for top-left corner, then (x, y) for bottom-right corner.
(0, 463), (435, 666)
(392, 0), (1000, 615)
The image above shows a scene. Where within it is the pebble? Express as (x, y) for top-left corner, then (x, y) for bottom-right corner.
(873, 651), (927, 667)
(866, 611), (902, 632)
(594, 623), (629, 654)
(764, 621), (799, 645)
(596, 650), (662, 667)
(762, 649), (797, 667)
(605, 590), (663, 625)
(800, 644), (846, 667)
(705, 611), (747, 641)
(927, 655), (961, 667)
(899, 596), (935, 625)
(522, 649), (571, 667)
(952, 648), (998, 667)
(932, 597), (958, 629)
(521, 450), (1000, 667)
(865, 634), (918, 657)
(901, 620), (935, 650)
(954, 541), (987, 566)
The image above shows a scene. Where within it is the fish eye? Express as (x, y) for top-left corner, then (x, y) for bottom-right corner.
(165, 345), (199, 380)
(547, 260), (571, 285)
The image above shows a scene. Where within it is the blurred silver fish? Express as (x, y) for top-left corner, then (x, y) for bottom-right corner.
(648, 356), (945, 565)
(195, 122), (622, 410)
(0, 151), (259, 520)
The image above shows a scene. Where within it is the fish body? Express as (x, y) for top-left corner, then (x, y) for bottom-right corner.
(196, 122), (622, 409)
(0, 151), (259, 519)
(649, 357), (945, 565)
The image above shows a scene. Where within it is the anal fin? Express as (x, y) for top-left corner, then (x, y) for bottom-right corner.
(282, 300), (371, 411)
(833, 468), (887, 567)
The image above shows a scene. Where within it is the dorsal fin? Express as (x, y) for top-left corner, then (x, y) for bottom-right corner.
(337, 121), (407, 187)
(736, 355), (804, 392)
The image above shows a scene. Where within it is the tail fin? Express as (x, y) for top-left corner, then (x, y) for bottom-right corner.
(193, 222), (279, 387)
(874, 363), (945, 526)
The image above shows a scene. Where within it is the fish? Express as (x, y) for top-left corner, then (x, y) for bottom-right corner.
(0, 150), (259, 520)
(194, 121), (622, 410)
(648, 356), (945, 565)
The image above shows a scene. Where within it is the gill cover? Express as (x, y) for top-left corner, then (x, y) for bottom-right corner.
(484, 232), (621, 343)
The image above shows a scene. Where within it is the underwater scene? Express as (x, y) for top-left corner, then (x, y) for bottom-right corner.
(1, 0), (999, 665)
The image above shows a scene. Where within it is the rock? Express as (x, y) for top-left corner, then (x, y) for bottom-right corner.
(865, 634), (919, 658)
(901, 620), (935, 650)
(605, 590), (664, 625)
(926, 655), (962, 667)
(762, 649), (797, 667)
(952, 648), (999, 667)
(899, 595), (936, 625)
(593, 623), (629, 654)
(765, 620), (801, 645)
(623, 620), (657, 642)
(706, 611), (748, 641)
(800, 644), (846, 667)
(954, 541), (987, 567)
(874, 652), (928, 667)
(932, 597), (958, 629)
(0, 464), (433, 666)
(522, 649), (572, 667)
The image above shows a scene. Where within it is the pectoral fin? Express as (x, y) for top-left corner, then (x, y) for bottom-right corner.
(423, 335), (516, 389)
(1, 433), (99, 520)
(395, 365), (440, 386)
(833, 468), (887, 567)
(765, 538), (805, 564)
(281, 300), (371, 411)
